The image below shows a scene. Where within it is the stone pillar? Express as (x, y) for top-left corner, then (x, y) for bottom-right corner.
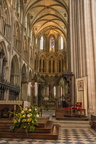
(55, 60), (56, 73)
(0, 50), (4, 80)
(45, 86), (47, 97)
(14, 74), (20, 85)
(69, 0), (96, 115)
(4, 89), (9, 100)
(84, 0), (96, 115)
(57, 60), (59, 73)
(51, 59), (53, 73)
(56, 86), (58, 99)
(2, 57), (7, 79)
(46, 60), (48, 73)
(0, 17), (3, 33)
(91, 0), (96, 113)
(31, 80), (35, 105)
(41, 58), (43, 71)
(61, 59), (62, 72)
(21, 82), (28, 101)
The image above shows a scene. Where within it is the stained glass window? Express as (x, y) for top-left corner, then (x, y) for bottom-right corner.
(50, 36), (55, 51)
(40, 36), (43, 50)
(60, 36), (63, 49)
(53, 86), (56, 97)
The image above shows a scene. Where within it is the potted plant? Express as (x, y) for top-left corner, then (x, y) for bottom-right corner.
(10, 105), (40, 133)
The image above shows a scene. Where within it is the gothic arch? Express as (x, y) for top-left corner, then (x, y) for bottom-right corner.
(49, 34), (55, 52)
(23, 36), (28, 51)
(38, 53), (46, 72)
(0, 41), (8, 59)
(2, 0), (11, 24)
(13, 21), (21, 53)
(10, 55), (20, 85)
(14, 21), (20, 39)
(39, 53), (46, 62)
(64, 53), (68, 71)
(29, 70), (32, 82)
(2, 0), (11, 39)
(0, 41), (8, 81)
(21, 64), (27, 83)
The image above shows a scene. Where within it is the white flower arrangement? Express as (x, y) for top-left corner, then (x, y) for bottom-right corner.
(10, 105), (40, 133)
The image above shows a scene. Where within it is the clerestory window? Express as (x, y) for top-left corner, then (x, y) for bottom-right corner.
(60, 36), (64, 50)
(50, 36), (55, 51)
(40, 36), (43, 50)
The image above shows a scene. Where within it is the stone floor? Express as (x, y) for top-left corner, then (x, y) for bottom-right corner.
(0, 110), (96, 144)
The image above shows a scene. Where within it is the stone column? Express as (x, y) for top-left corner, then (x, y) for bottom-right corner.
(31, 80), (35, 105)
(14, 74), (20, 85)
(57, 60), (59, 73)
(84, 0), (96, 115)
(51, 59), (53, 73)
(4, 89), (9, 100)
(56, 86), (58, 99)
(45, 60), (48, 73)
(0, 50), (4, 80)
(2, 57), (7, 79)
(45, 86), (48, 97)
(21, 80), (28, 101)
(0, 16), (3, 33)
(55, 60), (57, 73)
(69, 0), (96, 115)
(41, 58), (43, 71)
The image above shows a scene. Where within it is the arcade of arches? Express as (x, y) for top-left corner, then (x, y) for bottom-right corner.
(0, 0), (96, 118)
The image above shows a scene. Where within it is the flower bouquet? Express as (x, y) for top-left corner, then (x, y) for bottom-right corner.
(10, 105), (40, 133)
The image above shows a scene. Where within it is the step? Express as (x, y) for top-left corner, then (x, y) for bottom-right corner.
(56, 116), (88, 121)
(53, 120), (90, 128)
(0, 120), (54, 133)
(33, 120), (54, 133)
(0, 124), (60, 140)
(0, 118), (60, 140)
(0, 117), (49, 128)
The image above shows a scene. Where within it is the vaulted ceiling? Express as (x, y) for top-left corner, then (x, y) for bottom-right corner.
(24, 0), (69, 38)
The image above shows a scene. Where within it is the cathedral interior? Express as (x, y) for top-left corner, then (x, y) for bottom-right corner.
(0, 0), (96, 143)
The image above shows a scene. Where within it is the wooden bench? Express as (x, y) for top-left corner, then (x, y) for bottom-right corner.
(89, 115), (96, 131)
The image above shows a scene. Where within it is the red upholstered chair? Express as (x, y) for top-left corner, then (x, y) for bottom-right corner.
(72, 102), (82, 108)
(64, 102), (81, 116)
(64, 102), (85, 116)
(77, 108), (86, 116)
(72, 102), (86, 116)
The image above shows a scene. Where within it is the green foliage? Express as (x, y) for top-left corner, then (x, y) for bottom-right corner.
(9, 105), (40, 133)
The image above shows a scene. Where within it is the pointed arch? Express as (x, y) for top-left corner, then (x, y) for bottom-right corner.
(21, 64), (27, 83)
(0, 41), (8, 81)
(10, 55), (20, 85)
(29, 70), (32, 82)
(0, 41), (8, 59)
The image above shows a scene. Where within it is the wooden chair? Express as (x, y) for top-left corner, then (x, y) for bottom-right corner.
(64, 102), (81, 116)
(72, 102), (82, 108)
(73, 102), (86, 116)
(64, 102), (86, 116)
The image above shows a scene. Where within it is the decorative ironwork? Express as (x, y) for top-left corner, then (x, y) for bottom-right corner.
(62, 72), (74, 105)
